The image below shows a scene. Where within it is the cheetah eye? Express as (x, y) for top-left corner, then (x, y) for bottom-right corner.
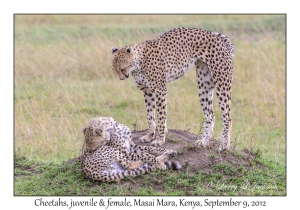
(82, 127), (87, 134)
(121, 68), (125, 72)
(95, 129), (102, 136)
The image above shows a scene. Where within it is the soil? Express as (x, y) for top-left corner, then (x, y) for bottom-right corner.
(131, 129), (256, 174)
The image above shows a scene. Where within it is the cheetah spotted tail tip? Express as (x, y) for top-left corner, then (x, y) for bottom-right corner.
(165, 160), (182, 170)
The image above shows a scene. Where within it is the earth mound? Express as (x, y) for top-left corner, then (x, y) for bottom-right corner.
(69, 129), (256, 175)
(131, 129), (256, 174)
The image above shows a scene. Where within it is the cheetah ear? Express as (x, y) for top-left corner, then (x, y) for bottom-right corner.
(127, 46), (133, 53)
(82, 127), (87, 134)
(95, 129), (102, 136)
(111, 46), (118, 54)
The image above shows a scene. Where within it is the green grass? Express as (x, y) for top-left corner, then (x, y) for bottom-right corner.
(14, 14), (286, 195)
(14, 154), (285, 196)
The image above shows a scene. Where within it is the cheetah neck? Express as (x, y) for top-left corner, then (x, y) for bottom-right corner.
(129, 43), (146, 76)
(131, 41), (163, 89)
(130, 43), (144, 71)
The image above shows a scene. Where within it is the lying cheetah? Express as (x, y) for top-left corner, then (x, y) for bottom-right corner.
(81, 117), (178, 182)
(111, 27), (234, 151)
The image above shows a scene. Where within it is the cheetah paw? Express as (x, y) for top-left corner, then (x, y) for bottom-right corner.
(139, 134), (154, 143)
(218, 143), (230, 152)
(156, 162), (167, 170)
(193, 139), (208, 148)
(167, 150), (177, 159)
(150, 139), (165, 146)
(157, 149), (177, 162)
(218, 145), (225, 152)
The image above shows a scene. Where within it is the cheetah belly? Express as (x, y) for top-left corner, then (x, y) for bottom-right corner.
(104, 161), (127, 173)
(166, 58), (197, 83)
(124, 140), (131, 152)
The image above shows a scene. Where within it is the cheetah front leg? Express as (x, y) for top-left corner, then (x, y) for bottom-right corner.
(151, 86), (168, 146)
(139, 88), (157, 143)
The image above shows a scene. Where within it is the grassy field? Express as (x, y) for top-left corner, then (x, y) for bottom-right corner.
(14, 152), (285, 196)
(14, 14), (286, 195)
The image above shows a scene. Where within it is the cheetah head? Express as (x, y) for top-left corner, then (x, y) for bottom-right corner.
(82, 126), (108, 152)
(111, 46), (136, 80)
(82, 117), (115, 152)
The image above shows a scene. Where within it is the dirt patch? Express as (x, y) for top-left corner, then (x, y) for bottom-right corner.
(131, 129), (256, 174)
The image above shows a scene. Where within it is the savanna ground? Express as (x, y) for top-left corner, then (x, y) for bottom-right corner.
(14, 14), (286, 196)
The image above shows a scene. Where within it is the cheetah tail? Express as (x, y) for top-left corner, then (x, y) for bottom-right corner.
(211, 32), (235, 57)
(165, 161), (182, 170)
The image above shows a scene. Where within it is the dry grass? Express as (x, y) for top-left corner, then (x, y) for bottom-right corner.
(14, 14), (285, 163)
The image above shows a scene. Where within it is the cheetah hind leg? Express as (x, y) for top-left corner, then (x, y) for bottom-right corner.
(127, 160), (145, 170)
(156, 149), (179, 170)
(128, 159), (168, 171)
(194, 60), (215, 148)
(144, 149), (177, 171)
(134, 149), (177, 171)
(135, 149), (179, 171)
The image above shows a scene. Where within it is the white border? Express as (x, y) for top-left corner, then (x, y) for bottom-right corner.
(2, 0), (296, 209)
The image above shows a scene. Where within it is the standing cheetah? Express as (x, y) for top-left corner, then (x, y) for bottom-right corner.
(81, 117), (178, 182)
(111, 27), (234, 151)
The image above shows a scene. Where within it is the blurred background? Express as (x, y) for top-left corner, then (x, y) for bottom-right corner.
(14, 15), (285, 164)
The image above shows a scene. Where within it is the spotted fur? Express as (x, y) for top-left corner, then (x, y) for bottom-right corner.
(111, 27), (234, 151)
(81, 117), (177, 182)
